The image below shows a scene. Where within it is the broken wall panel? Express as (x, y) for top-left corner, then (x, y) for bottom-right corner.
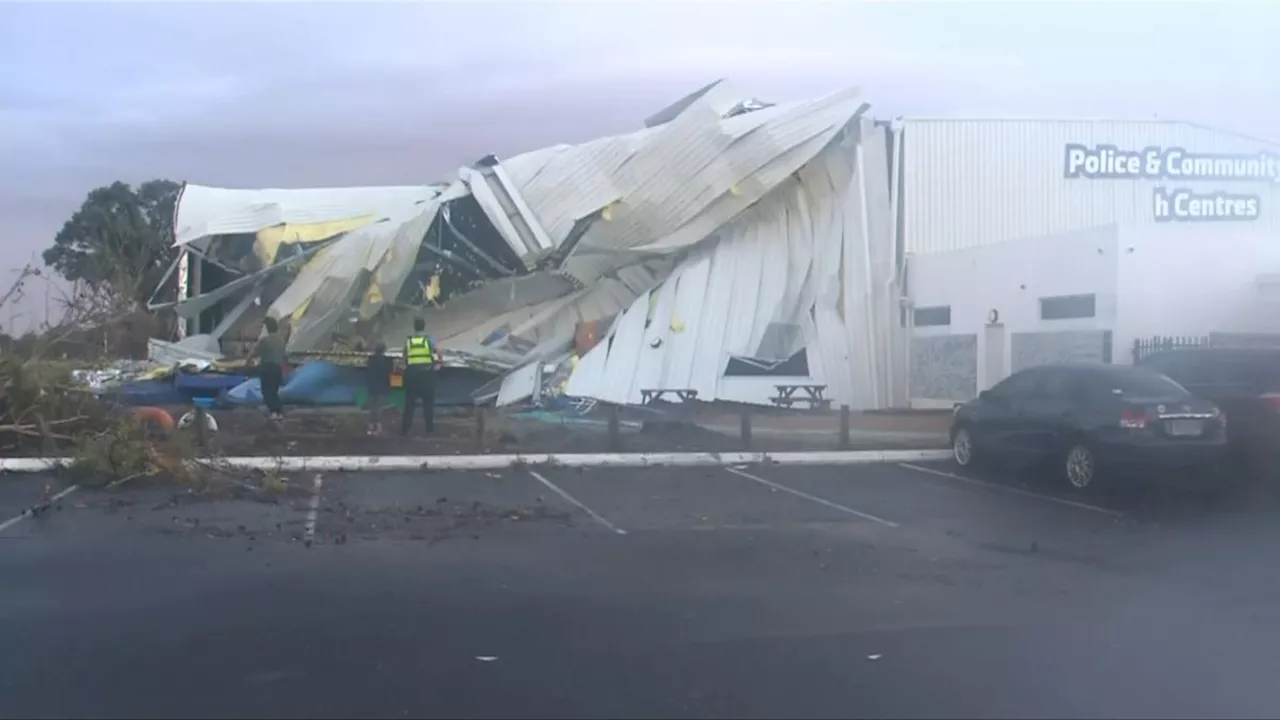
(566, 117), (898, 409)
(173, 184), (442, 247)
(279, 203), (443, 350)
(161, 82), (899, 408)
(503, 130), (658, 250)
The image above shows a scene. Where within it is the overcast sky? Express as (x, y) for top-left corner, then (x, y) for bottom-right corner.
(2, 0), (1278, 331)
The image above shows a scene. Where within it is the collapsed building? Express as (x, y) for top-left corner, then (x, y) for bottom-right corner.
(149, 81), (907, 410)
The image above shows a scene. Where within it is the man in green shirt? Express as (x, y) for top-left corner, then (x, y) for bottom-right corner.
(250, 316), (287, 422)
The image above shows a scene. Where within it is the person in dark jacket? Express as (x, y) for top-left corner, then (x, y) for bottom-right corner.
(249, 316), (287, 423)
(401, 318), (442, 435)
(365, 341), (392, 436)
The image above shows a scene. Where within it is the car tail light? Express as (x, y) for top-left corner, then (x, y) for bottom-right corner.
(1119, 408), (1147, 429)
(1262, 394), (1280, 413)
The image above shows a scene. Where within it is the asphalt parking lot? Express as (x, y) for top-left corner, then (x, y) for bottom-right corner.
(6, 460), (1280, 719)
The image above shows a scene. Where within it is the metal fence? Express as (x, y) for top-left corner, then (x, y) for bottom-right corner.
(1131, 335), (1211, 363)
(1132, 333), (1280, 363)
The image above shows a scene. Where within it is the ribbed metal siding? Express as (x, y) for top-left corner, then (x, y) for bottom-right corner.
(902, 119), (1280, 254)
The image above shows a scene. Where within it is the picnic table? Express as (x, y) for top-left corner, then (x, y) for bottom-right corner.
(770, 384), (831, 410)
(640, 388), (699, 405)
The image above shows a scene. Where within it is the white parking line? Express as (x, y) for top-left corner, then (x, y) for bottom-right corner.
(527, 469), (627, 535)
(0, 484), (80, 535)
(898, 463), (1123, 518)
(303, 473), (324, 547)
(724, 466), (899, 528)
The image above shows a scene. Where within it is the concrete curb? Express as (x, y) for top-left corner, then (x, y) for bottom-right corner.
(0, 449), (952, 474)
(699, 424), (948, 440)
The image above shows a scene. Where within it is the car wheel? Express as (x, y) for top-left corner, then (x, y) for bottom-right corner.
(1063, 442), (1097, 490)
(952, 425), (979, 468)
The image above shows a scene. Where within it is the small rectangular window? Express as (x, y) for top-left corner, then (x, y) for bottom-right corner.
(1040, 294), (1096, 320)
(913, 305), (951, 327)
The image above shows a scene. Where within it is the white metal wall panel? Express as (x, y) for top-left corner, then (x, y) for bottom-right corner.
(628, 280), (677, 400)
(459, 167), (535, 259)
(174, 184), (439, 247)
(861, 122), (902, 406)
(566, 119), (900, 409)
(665, 258), (711, 390)
(584, 90), (865, 253)
(816, 146), (859, 408)
(506, 131), (654, 245)
(901, 119), (1280, 255)
(592, 290), (651, 404)
(686, 245), (737, 399)
(563, 96), (865, 287)
(496, 362), (539, 407)
(499, 145), (571, 189)
(482, 87), (867, 288)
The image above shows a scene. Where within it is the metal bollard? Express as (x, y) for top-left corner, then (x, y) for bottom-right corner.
(839, 405), (850, 450)
(607, 404), (621, 451)
(475, 405), (487, 450)
(740, 410), (752, 450)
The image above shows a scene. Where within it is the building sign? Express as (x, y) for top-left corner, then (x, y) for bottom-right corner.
(1063, 144), (1276, 222)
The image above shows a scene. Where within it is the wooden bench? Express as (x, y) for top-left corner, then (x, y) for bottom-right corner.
(640, 388), (699, 405)
(770, 384), (831, 411)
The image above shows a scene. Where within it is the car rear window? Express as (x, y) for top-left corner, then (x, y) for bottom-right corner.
(1105, 369), (1189, 398)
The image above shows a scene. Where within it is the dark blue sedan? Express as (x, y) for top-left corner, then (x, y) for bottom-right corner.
(950, 363), (1227, 492)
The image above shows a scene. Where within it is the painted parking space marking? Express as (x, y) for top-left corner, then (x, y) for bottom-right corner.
(898, 463), (1123, 518)
(303, 473), (324, 547)
(0, 472), (151, 537)
(0, 484), (80, 535)
(526, 469), (627, 535)
(724, 467), (899, 528)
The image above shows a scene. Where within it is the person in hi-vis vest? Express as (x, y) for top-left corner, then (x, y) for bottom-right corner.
(402, 317), (443, 435)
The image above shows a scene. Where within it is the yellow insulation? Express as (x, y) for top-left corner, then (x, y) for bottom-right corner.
(255, 215), (376, 265)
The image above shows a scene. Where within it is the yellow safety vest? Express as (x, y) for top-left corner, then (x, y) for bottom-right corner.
(405, 336), (435, 366)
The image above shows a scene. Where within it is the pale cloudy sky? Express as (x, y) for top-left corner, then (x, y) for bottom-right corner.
(2, 0), (1278, 330)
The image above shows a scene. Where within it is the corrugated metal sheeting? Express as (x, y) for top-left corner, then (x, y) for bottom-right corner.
(901, 119), (1280, 255)
(566, 118), (902, 409)
(174, 184), (441, 248)
(488, 87), (869, 286)
(168, 81), (906, 408)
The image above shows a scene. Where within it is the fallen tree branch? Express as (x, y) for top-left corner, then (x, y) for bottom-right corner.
(0, 427), (75, 441)
(0, 416), (89, 433)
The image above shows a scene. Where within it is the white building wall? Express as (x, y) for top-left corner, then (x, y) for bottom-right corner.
(901, 118), (1280, 255)
(909, 225), (1119, 335)
(907, 219), (1280, 394)
(907, 225), (1118, 402)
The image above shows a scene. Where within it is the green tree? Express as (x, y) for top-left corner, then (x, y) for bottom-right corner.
(42, 180), (182, 303)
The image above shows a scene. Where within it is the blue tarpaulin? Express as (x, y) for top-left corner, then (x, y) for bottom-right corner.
(109, 379), (189, 407)
(174, 372), (248, 392)
(226, 361), (362, 407)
